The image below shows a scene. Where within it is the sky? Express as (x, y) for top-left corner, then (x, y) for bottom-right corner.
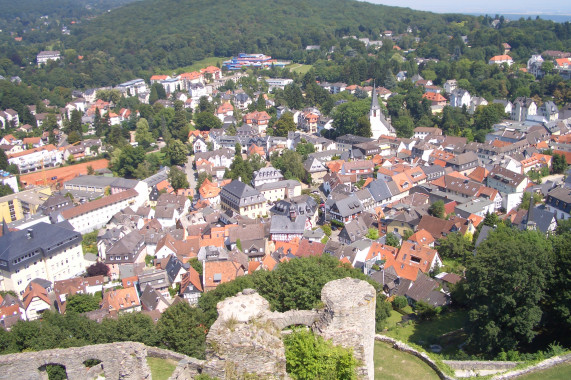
(362, 1), (571, 15)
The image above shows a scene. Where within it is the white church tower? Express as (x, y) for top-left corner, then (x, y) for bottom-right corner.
(370, 84), (396, 139)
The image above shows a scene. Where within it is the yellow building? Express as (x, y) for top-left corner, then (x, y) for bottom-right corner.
(220, 180), (267, 219)
(0, 187), (51, 223)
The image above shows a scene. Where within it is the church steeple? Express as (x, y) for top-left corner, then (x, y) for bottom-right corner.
(369, 81), (396, 139)
(370, 81), (380, 118)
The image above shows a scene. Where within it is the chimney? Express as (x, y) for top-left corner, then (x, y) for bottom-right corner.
(27, 228), (33, 239)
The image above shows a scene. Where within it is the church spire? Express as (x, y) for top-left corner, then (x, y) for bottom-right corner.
(371, 81), (380, 115)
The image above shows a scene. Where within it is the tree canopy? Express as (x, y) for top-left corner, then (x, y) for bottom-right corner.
(464, 225), (553, 355)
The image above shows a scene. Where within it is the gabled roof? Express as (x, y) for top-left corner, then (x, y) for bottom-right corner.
(407, 229), (435, 246)
(203, 260), (243, 288)
(417, 214), (470, 240)
(101, 287), (140, 311)
(296, 239), (325, 257)
(22, 282), (50, 309)
(221, 180), (266, 206)
(61, 189), (138, 219)
(180, 266), (203, 293)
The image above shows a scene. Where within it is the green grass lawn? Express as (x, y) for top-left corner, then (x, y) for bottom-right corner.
(379, 310), (404, 330)
(513, 362), (571, 380)
(384, 309), (468, 356)
(374, 341), (440, 380)
(442, 258), (466, 275)
(146, 357), (177, 380)
(287, 63), (313, 74)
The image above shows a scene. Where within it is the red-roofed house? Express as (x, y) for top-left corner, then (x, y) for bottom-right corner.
(200, 66), (222, 80)
(203, 260), (244, 291)
(180, 266), (203, 304)
(489, 55), (514, 66)
(22, 282), (51, 320)
(422, 92), (447, 106)
(407, 229), (435, 247)
(101, 287), (141, 313)
(296, 239), (325, 258)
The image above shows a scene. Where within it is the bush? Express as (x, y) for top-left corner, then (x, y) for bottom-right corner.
(415, 301), (438, 321)
(86, 262), (110, 277)
(284, 329), (358, 379)
(392, 296), (408, 310)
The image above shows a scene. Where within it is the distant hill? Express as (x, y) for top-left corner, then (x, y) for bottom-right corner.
(0, 0), (139, 20)
(67, 0), (448, 73)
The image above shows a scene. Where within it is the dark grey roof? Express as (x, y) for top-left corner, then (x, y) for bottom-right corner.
(270, 214), (306, 235)
(0, 222), (81, 272)
(475, 225), (493, 248)
(104, 231), (144, 263)
(339, 217), (369, 243)
(421, 165), (445, 177)
(405, 273), (448, 306)
(165, 254), (189, 284)
(332, 194), (364, 218)
(367, 179), (394, 203)
(143, 167), (170, 187)
(270, 195), (318, 218)
(140, 284), (170, 311)
(65, 175), (117, 188)
(521, 206), (556, 234)
(221, 180), (266, 207)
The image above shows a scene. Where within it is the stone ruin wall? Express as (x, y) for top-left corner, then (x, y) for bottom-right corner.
(0, 342), (151, 380)
(202, 277), (376, 380)
(0, 278), (376, 380)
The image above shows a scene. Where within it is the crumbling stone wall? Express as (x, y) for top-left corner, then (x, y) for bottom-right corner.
(0, 278), (378, 380)
(201, 278), (376, 380)
(314, 278), (376, 380)
(202, 289), (288, 379)
(0, 342), (151, 380)
(443, 360), (520, 377)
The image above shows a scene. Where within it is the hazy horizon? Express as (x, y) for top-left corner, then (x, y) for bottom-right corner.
(362, 0), (571, 15)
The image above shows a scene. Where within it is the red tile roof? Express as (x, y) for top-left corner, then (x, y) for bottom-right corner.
(61, 188), (138, 219)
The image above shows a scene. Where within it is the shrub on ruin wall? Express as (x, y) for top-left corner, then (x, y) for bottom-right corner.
(284, 329), (358, 380)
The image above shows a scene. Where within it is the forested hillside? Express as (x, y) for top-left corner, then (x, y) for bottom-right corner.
(0, 0), (570, 90)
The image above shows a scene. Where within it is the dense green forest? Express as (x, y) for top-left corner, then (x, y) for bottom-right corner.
(0, 0), (570, 92)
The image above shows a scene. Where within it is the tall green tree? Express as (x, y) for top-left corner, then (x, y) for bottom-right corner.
(172, 100), (189, 140)
(356, 115), (372, 138)
(168, 166), (189, 191)
(437, 232), (473, 262)
(428, 200), (445, 219)
(112, 145), (146, 178)
(157, 302), (208, 359)
(274, 112), (297, 137)
(165, 140), (189, 166)
(195, 112), (222, 131)
(65, 293), (101, 314)
(552, 153), (567, 174)
(332, 99), (370, 137)
(135, 118), (154, 149)
(465, 226), (553, 355)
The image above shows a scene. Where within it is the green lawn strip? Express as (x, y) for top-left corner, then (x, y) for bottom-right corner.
(374, 341), (440, 380)
(380, 310), (403, 330)
(146, 357), (178, 380)
(384, 309), (468, 360)
(510, 361), (571, 380)
(287, 64), (312, 74)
